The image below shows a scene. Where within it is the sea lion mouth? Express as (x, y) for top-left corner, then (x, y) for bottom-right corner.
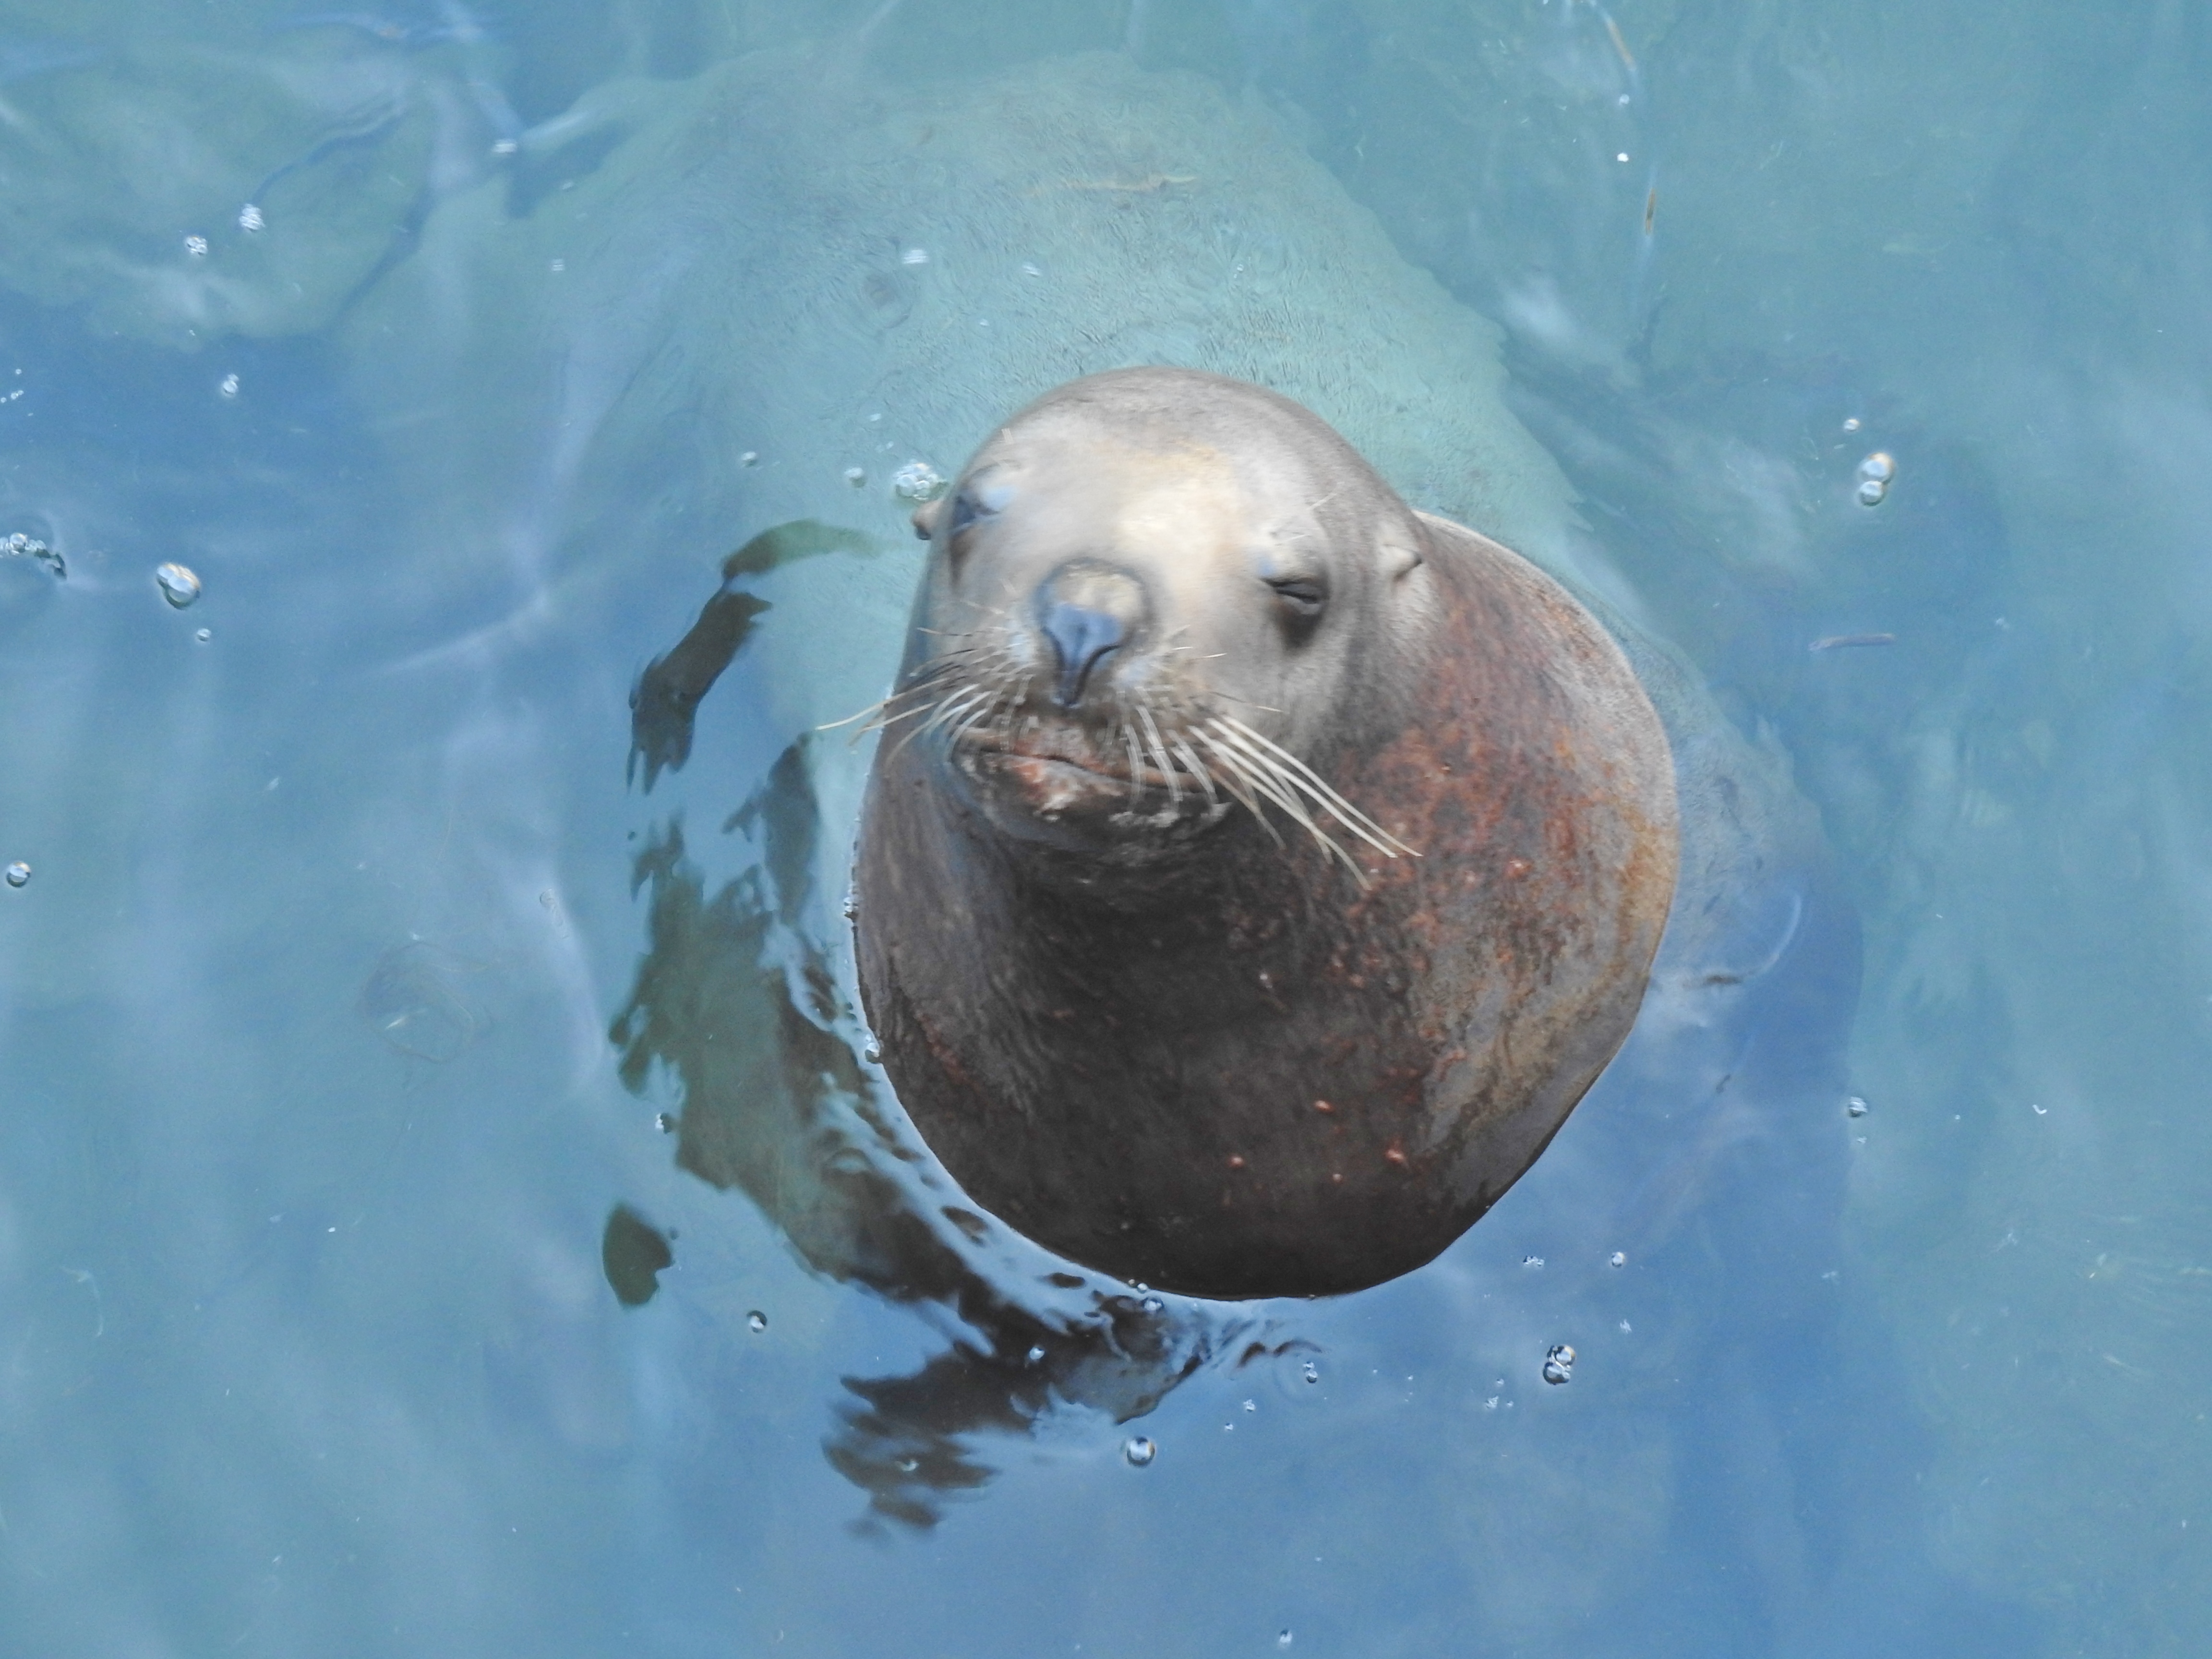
(957, 724), (1195, 822)
(835, 670), (1415, 871)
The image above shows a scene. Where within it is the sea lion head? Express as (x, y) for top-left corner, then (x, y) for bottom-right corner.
(897, 368), (1436, 875)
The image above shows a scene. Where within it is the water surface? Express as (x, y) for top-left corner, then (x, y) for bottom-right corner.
(2, 2), (2207, 1654)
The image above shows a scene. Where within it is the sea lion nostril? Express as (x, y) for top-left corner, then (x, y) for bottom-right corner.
(1039, 601), (1123, 708)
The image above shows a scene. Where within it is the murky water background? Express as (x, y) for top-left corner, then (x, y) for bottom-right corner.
(2, 2), (2208, 1653)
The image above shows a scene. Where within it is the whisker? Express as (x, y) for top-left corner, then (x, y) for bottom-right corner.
(1213, 718), (1417, 858)
(1134, 704), (1180, 806)
(932, 685), (998, 733)
(855, 699), (937, 737)
(1170, 736), (1222, 807)
(1194, 734), (1283, 845)
(950, 696), (1000, 747)
(818, 700), (886, 731)
(1196, 728), (1365, 878)
(885, 686), (987, 761)
(1203, 730), (1318, 849)
(819, 661), (966, 733)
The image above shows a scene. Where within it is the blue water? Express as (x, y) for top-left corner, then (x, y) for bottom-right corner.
(2, 2), (2207, 1653)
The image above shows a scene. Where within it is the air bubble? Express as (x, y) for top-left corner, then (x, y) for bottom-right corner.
(843, 467), (866, 488)
(1025, 1345), (1046, 1365)
(195, 628), (211, 643)
(184, 235), (208, 258)
(1846, 1096), (1869, 1118)
(218, 374), (240, 399)
(1522, 1254), (1545, 1269)
(1140, 1295), (1165, 1315)
(892, 460), (947, 502)
(1278, 1632), (1293, 1648)
(1856, 478), (1888, 507)
(1608, 1250), (1627, 1268)
(1857, 451), (1896, 483)
(238, 203), (264, 232)
(1542, 1344), (1575, 1386)
(155, 563), (202, 608)
(740, 451), (759, 468)
(1842, 416), (1862, 433)
(1122, 1435), (1156, 1467)
(4, 862), (27, 889)
(656, 1112), (677, 1133)
(3, 533), (63, 578)
(492, 138), (518, 156)
(901, 248), (929, 265)
(746, 1310), (767, 1333)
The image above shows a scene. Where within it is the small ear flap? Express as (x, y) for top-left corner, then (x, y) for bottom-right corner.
(911, 499), (943, 541)
(1380, 530), (1424, 580)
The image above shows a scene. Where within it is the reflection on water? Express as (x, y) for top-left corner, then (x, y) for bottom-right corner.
(613, 676), (1242, 1528)
(1, 0), (2208, 1653)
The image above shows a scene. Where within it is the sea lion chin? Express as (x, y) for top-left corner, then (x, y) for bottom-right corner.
(854, 367), (1679, 1298)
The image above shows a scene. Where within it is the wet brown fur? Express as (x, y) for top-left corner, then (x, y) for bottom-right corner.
(854, 372), (1676, 1298)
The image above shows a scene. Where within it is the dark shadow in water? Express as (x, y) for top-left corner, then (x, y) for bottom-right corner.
(608, 792), (1226, 1531)
(601, 1202), (674, 1308)
(614, 528), (1231, 1529)
(628, 520), (876, 791)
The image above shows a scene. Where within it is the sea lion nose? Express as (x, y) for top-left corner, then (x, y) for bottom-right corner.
(1035, 561), (1146, 709)
(1039, 601), (1124, 709)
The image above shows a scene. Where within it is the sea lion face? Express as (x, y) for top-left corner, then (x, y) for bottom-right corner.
(898, 370), (1433, 868)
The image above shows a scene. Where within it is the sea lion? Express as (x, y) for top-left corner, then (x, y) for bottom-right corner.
(853, 368), (1677, 1299)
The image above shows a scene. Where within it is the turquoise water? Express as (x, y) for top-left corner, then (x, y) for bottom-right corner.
(1, 2), (2207, 1652)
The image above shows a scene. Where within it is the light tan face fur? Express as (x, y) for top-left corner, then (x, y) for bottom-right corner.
(893, 379), (1434, 865)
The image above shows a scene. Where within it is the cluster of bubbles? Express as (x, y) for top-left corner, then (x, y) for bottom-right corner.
(1541, 1344), (1576, 1386)
(155, 563), (202, 609)
(1855, 448), (1897, 507)
(892, 460), (947, 502)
